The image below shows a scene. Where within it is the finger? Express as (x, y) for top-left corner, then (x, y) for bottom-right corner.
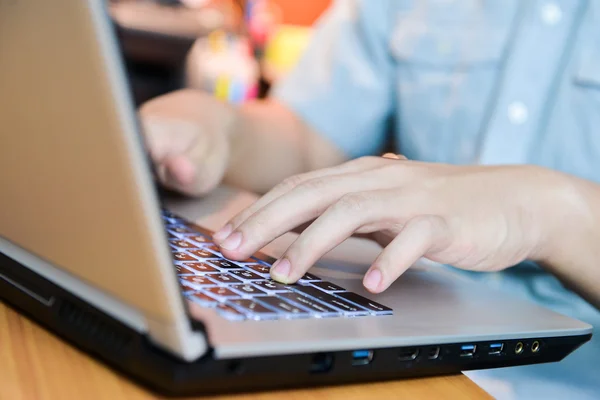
(164, 156), (197, 187)
(218, 168), (401, 260)
(151, 157), (193, 194)
(141, 117), (191, 163)
(213, 156), (390, 242)
(142, 112), (224, 196)
(362, 215), (451, 293)
(140, 118), (202, 194)
(270, 190), (408, 284)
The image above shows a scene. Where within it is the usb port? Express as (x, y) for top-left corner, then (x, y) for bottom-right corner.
(427, 346), (440, 360)
(460, 344), (477, 357)
(488, 343), (504, 355)
(398, 347), (419, 361)
(351, 350), (374, 366)
(309, 353), (333, 374)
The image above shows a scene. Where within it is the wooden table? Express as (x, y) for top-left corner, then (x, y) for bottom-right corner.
(0, 186), (491, 399)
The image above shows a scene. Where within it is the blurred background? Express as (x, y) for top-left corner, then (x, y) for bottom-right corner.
(109, 0), (330, 106)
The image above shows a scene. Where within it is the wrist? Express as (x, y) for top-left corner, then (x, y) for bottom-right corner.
(532, 170), (594, 268)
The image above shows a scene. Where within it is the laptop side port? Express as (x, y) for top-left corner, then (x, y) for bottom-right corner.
(460, 344), (477, 357)
(531, 340), (540, 353)
(398, 347), (419, 361)
(515, 342), (524, 355)
(310, 353), (334, 374)
(488, 343), (504, 355)
(427, 346), (440, 360)
(351, 350), (374, 366)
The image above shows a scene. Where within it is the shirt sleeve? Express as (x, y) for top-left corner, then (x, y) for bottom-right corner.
(272, 0), (395, 159)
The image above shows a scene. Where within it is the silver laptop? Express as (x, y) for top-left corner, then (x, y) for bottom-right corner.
(0, 0), (592, 396)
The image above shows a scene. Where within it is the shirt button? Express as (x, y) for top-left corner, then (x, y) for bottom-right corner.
(507, 101), (528, 125)
(541, 3), (562, 25)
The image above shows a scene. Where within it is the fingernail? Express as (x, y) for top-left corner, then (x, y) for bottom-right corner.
(213, 224), (233, 243)
(363, 269), (382, 292)
(271, 258), (291, 280)
(220, 231), (242, 251)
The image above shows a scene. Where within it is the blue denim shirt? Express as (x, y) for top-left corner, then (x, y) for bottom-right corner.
(274, 1), (600, 398)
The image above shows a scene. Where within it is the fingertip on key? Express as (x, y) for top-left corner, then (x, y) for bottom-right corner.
(220, 231), (243, 251)
(213, 224), (233, 243)
(270, 258), (291, 282)
(363, 268), (382, 293)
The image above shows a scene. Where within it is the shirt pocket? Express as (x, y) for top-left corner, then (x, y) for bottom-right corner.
(388, 9), (512, 164)
(389, 8), (509, 68)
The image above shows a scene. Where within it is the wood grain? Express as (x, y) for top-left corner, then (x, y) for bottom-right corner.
(0, 303), (490, 400)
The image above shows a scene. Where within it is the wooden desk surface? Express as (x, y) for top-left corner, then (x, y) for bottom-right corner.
(0, 304), (489, 400)
(0, 187), (490, 399)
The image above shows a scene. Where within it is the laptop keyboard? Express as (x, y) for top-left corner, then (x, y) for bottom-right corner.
(163, 210), (393, 321)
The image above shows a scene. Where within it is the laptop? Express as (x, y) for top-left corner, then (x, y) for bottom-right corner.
(0, 0), (592, 396)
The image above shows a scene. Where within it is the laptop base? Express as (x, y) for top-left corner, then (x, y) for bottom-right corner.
(0, 251), (591, 397)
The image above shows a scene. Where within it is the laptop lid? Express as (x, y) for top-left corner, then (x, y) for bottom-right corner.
(0, 0), (205, 360)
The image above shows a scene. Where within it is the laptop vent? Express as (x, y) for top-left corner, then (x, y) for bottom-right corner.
(58, 300), (133, 354)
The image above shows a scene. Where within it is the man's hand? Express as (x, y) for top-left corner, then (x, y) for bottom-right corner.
(139, 89), (237, 196)
(213, 157), (581, 294)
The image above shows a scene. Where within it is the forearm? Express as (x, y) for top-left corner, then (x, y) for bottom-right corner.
(538, 172), (600, 309)
(224, 99), (347, 194)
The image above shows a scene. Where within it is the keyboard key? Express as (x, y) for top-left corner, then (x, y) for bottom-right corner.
(229, 299), (278, 319)
(189, 249), (217, 259)
(259, 297), (310, 316)
(311, 281), (346, 292)
(204, 287), (241, 300)
(253, 280), (290, 293)
(231, 284), (267, 296)
(209, 259), (240, 269)
(216, 303), (245, 321)
(180, 275), (216, 289)
(188, 235), (210, 245)
(175, 265), (195, 275)
(279, 292), (339, 315)
(292, 286), (368, 315)
(298, 272), (321, 282)
(164, 213), (391, 322)
(208, 273), (243, 285)
(229, 270), (264, 281)
(170, 226), (195, 234)
(187, 291), (218, 306)
(182, 262), (219, 274)
(169, 239), (196, 249)
(172, 252), (196, 261)
(337, 292), (393, 315)
(245, 264), (271, 275)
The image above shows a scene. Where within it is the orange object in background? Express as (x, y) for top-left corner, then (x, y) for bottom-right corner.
(270, 0), (331, 26)
(259, 0), (331, 83)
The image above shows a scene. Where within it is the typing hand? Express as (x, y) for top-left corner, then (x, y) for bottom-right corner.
(213, 156), (573, 293)
(139, 89), (237, 196)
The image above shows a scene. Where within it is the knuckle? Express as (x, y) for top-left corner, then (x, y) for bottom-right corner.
(280, 174), (306, 191)
(407, 215), (445, 238)
(335, 192), (371, 213)
(297, 177), (330, 193)
(414, 215), (439, 231)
